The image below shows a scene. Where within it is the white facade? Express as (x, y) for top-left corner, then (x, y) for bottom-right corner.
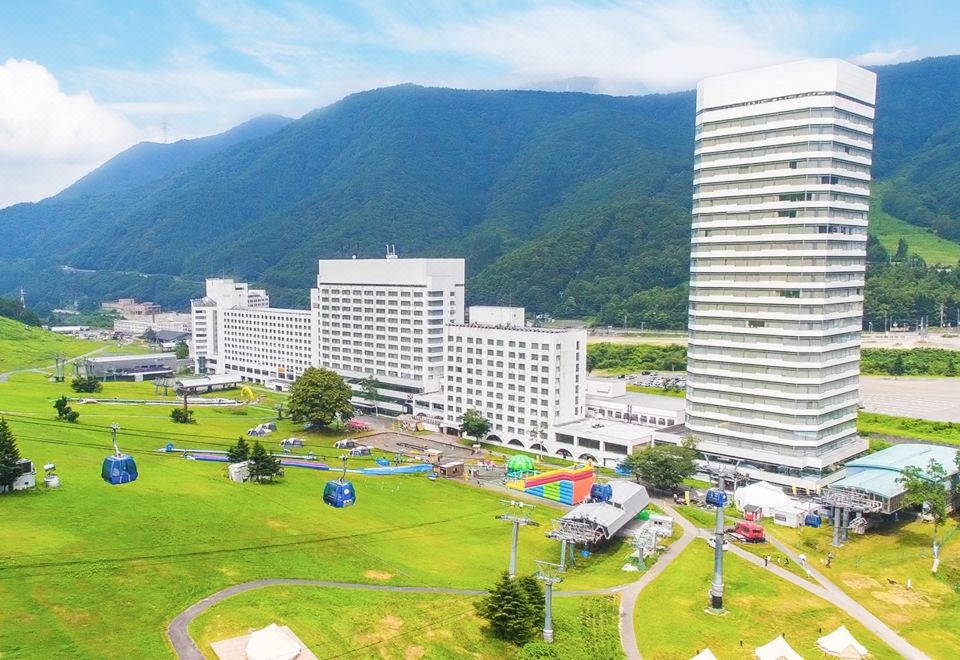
(686, 59), (876, 484)
(311, 257), (465, 407)
(113, 313), (192, 336)
(191, 278), (309, 384)
(586, 378), (685, 428)
(467, 306), (525, 327)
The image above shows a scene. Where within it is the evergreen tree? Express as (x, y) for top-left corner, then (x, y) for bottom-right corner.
(226, 437), (251, 463)
(53, 396), (80, 423)
(71, 376), (102, 393)
(0, 419), (23, 493)
(475, 572), (539, 645)
(516, 574), (545, 627)
(173, 341), (189, 359)
(894, 238), (910, 261)
(891, 353), (906, 377)
(249, 440), (282, 482)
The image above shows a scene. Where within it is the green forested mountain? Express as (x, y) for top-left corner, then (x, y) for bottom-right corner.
(1, 56), (960, 327)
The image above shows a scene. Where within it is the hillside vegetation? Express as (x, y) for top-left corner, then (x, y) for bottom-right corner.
(0, 316), (100, 372)
(2, 57), (960, 324)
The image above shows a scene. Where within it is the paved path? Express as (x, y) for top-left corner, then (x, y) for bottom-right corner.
(764, 534), (931, 660)
(616, 501), (698, 660)
(0, 346), (106, 382)
(167, 577), (627, 659)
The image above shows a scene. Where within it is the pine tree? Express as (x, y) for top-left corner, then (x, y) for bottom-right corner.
(0, 419), (23, 493)
(475, 572), (539, 645)
(249, 441), (282, 482)
(516, 574), (545, 627)
(227, 436), (251, 463)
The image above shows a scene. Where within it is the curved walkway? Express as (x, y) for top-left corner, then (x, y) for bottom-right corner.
(0, 346), (106, 382)
(167, 578), (626, 659)
(658, 502), (930, 660)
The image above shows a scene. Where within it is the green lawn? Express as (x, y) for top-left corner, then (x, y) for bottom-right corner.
(0, 372), (636, 658)
(189, 586), (622, 659)
(625, 384), (684, 398)
(633, 542), (899, 659)
(765, 517), (960, 658)
(0, 316), (104, 372)
(858, 411), (960, 446)
(869, 183), (960, 266)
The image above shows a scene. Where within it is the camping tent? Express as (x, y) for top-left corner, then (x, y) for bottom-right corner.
(690, 649), (718, 660)
(754, 635), (803, 660)
(734, 481), (793, 518)
(245, 623), (301, 660)
(817, 625), (869, 659)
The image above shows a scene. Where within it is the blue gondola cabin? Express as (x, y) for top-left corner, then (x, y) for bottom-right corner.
(323, 480), (355, 507)
(102, 454), (138, 485)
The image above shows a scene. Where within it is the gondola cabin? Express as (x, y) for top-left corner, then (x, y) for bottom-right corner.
(323, 480), (355, 507)
(102, 454), (138, 485)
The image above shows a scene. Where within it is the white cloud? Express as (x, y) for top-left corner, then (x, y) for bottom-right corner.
(0, 59), (139, 207)
(852, 47), (919, 66)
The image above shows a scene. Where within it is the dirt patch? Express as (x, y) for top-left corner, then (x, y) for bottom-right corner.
(841, 575), (882, 591)
(404, 646), (425, 659)
(216, 566), (241, 578)
(424, 628), (453, 641)
(356, 615), (405, 646)
(872, 589), (929, 608)
(364, 570), (393, 581)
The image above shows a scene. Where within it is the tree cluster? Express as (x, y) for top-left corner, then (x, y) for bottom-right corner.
(623, 444), (696, 491)
(70, 376), (102, 393)
(170, 408), (195, 424)
(287, 367), (354, 428)
(897, 458), (954, 569)
(53, 396), (79, 423)
(226, 437), (250, 463)
(0, 297), (41, 326)
(0, 419), (23, 493)
(173, 341), (189, 359)
(475, 572), (545, 645)
(586, 343), (687, 373)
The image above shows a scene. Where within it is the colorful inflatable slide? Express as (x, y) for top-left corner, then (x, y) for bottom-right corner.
(512, 465), (596, 505)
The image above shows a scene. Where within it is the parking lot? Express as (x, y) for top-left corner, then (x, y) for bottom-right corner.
(860, 376), (960, 423)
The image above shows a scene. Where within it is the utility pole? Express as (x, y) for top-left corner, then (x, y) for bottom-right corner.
(941, 303), (945, 328)
(707, 477), (727, 611)
(496, 500), (539, 578)
(535, 561), (563, 643)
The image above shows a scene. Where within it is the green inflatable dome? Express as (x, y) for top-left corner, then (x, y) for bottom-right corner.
(506, 454), (536, 477)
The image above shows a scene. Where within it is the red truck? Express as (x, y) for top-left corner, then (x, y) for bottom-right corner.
(728, 520), (766, 543)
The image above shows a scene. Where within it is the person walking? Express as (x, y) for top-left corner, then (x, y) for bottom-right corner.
(764, 555), (771, 567)
(826, 552), (834, 568)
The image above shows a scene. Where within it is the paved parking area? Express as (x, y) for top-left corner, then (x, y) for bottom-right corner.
(860, 376), (960, 422)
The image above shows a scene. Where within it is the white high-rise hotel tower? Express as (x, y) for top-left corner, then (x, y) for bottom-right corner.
(686, 60), (877, 485)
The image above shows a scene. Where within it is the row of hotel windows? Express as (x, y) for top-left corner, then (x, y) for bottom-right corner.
(696, 124), (871, 150)
(690, 256), (864, 268)
(695, 191), (867, 209)
(695, 140), (871, 166)
(694, 207), (867, 223)
(554, 434), (629, 455)
(696, 106), (873, 135)
(692, 225), (865, 239)
(686, 358), (859, 379)
(588, 408), (671, 426)
(450, 357), (555, 373)
(695, 156), (871, 180)
(694, 173), (865, 196)
(687, 373), (858, 398)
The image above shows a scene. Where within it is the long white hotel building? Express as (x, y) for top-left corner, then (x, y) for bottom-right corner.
(685, 59), (876, 485)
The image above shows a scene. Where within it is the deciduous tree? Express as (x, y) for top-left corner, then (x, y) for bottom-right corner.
(623, 444), (696, 491)
(898, 459), (949, 570)
(460, 408), (491, 443)
(287, 368), (354, 428)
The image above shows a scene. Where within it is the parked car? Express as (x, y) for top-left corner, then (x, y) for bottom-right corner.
(706, 537), (730, 551)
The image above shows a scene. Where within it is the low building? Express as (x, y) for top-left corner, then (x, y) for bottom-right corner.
(47, 325), (90, 334)
(831, 444), (959, 514)
(87, 353), (179, 381)
(586, 378), (686, 428)
(101, 298), (161, 316)
(175, 374), (242, 396)
(0, 459), (36, 493)
(549, 418), (656, 467)
(113, 314), (192, 336)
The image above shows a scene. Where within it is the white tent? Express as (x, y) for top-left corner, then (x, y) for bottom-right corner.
(245, 623), (301, 660)
(735, 481), (793, 518)
(754, 634), (804, 660)
(690, 649), (718, 660)
(817, 625), (869, 659)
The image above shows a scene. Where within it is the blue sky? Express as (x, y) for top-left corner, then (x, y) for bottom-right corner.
(1, 0), (958, 207)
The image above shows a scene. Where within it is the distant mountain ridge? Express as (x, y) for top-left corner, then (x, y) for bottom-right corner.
(52, 114), (292, 201)
(1, 56), (959, 325)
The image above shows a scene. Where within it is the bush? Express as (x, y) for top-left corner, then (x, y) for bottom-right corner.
(70, 376), (102, 393)
(170, 408), (195, 424)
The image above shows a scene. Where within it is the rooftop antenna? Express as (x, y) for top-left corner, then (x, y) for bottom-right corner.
(496, 499), (540, 578)
(19, 287), (26, 307)
(385, 244), (397, 259)
(161, 120), (169, 144)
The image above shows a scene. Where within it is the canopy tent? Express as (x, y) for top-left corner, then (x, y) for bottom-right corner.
(734, 481), (793, 518)
(506, 454), (536, 477)
(817, 625), (869, 659)
(245, 623), (302, 660)
(690, 649), (718, 660)
(754, 635), (803, 660)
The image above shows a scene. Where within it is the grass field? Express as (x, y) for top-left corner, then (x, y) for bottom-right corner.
(189, 586), (623, 659)
(633, 542), (899, 659)
(858, 411), (960, 446)
(0, 372), (637, 658)
(625, 384), (684, 398)
(0, 316), (104, 372)
(869, 183), (960, 266)
(766, 517), (960, 658)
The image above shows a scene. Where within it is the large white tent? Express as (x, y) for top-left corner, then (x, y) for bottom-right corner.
(690, 649), (718, 660)
(245, 623), (302, 660)
(754, 634), (804, 660)
(735, 481), (793, 518)
(817, 625), (869, 659)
